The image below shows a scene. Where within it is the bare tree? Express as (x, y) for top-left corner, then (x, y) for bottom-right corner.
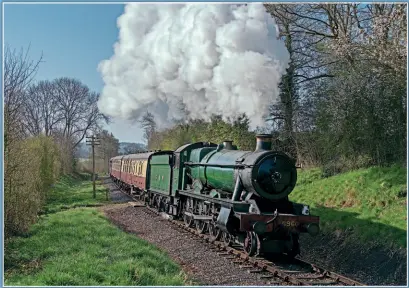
(52, 78), (105, 147)
(4, 44), (43, 144)
(42, 77), (108, 172)
(4, 44), (43, 177)
(22, 80), (60, 136)
(267, 4), (407, 74)
(264, 4), (406, 166)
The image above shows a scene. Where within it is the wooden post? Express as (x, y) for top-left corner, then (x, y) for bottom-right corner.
(92, 142), (96, 198)
(86, 135), (100, 199)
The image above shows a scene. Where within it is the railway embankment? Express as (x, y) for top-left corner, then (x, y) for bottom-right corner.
(5, 167), (406, 286)
(4, 175), (189, 286)
(290, 165), (407, 285)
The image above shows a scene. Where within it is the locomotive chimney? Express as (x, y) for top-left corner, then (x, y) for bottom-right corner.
(223, 140), (233, 150)
(255, 134), (272, 151)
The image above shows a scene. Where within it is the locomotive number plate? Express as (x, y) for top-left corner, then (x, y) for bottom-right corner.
(282, 221), (299, 227)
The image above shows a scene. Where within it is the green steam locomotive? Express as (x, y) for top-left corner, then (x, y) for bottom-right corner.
(109, 134), (320, 257)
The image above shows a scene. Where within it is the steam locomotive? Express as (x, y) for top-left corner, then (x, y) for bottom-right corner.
(109, 134), (319, 257)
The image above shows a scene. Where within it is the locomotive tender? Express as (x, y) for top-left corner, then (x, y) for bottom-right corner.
(109, 134), (320, 257)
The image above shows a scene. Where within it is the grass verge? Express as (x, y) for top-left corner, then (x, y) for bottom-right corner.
(42, 173), (110, 214)
(290, 164), (407, 248)
(5, 175), (189, 286)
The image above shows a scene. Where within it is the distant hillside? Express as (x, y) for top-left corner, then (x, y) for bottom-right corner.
(76, 142), (147, 158)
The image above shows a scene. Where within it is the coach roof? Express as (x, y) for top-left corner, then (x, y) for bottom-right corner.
(110, 155), (124, 160)
(122, 152), (155, 160)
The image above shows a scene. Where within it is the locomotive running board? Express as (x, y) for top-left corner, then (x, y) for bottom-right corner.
(178, 189), (247, 210)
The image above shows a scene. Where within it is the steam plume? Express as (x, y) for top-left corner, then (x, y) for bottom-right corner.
(98, 3), (290, 129)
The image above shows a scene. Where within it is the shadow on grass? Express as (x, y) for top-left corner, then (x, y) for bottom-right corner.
(293, 165), (407, 249)
(309, 205), (406, 248)
(300, 207), (407, 285)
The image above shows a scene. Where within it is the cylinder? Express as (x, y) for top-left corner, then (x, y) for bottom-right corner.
(255, 134), (272, 151)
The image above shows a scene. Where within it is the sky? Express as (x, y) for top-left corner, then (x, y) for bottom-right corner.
(4, 3), (146, 143)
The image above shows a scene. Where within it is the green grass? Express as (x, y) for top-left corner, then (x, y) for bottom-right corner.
(5, 174), (189, 286)
(291, 164), (407, 248)
(42, 174), (110, 214)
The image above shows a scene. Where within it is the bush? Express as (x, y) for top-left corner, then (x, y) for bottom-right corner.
(4, 135), (61, 238)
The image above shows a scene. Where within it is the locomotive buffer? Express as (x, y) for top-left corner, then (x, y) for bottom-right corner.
(86, 135), (100, 199)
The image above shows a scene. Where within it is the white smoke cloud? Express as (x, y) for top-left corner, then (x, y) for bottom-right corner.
(98, 3), (290, 129)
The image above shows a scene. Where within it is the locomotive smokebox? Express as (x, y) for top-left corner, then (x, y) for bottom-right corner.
(255, 134), (272, 151)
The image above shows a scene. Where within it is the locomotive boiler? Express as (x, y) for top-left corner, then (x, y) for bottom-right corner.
(187, 135), (297, 203)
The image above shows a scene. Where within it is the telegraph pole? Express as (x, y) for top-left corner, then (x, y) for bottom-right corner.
(86, 135), (100, 199)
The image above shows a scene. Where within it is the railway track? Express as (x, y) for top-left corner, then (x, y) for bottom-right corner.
(108, 180), (365, 286)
